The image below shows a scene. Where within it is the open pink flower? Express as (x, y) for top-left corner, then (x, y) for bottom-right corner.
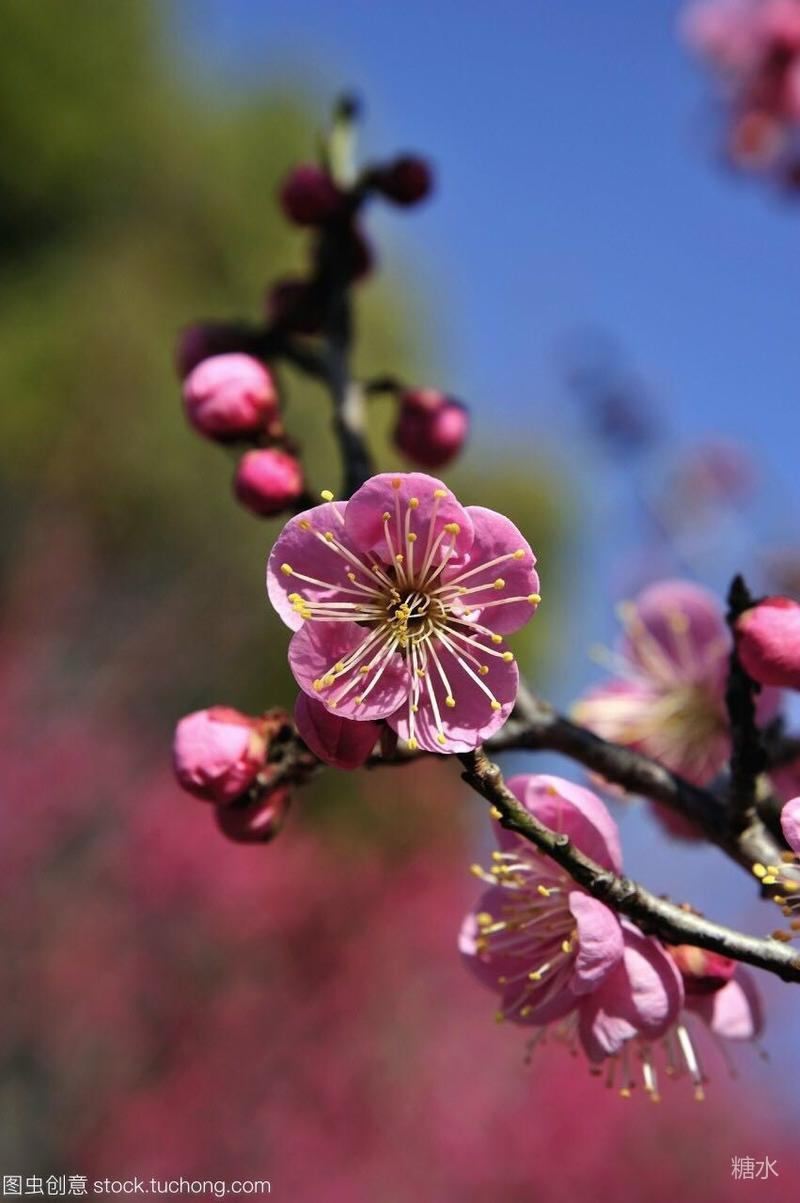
(573, 580), (733, 786)
(459, 775), (626, 1024)
(781, 795), (800, 853)
(266, 472), (540, 755)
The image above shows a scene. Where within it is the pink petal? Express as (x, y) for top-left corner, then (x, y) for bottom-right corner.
(387, 643), (518, 753)
(686, 968), (763, 1041)
(781, 796), (800, 855)
(568, 891), (624, 993)
(578, 922), (684, 1062)
(343, 472), (474, 566)
(266, 500), (362, 632)
(621, 579), (728, 681)
(504, 774), (623, 873)
(440, 506), (539, 635)
(288, 620), (411, 721)
(294, 693), (379, 770)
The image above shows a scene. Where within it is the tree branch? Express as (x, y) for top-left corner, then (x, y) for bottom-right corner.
(458, 746), (800, 984)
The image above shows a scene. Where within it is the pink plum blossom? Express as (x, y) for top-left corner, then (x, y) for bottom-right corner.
(781, 795), (800, 852)
(459, 774), (627, 1024)
(279, 164), (344, 226)
(182, 353), (278, 442)
(266, 472), (540, 756)
(735, 595), (800, 689)
(573, 580), (733, 787)
(172, 706), (267, 804)
(459, 773), (685, 1091)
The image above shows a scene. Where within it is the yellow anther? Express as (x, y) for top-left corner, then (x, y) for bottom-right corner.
(312, 679), (323, 692)
(753, 863), (767, 879)
(395, 553), (404, 563)
(490, 700), (501, 711)
(409, 497), (419, 508)
(476, 911), (493, 926)
(328, 699), (338, 709)
(354, 695), (363, 704)
(494, 1012), (505, 1024)
(324, 531), (334, 542)
(335, 661), (345, 672)
(620, 1088), (632, 1100)
(281, 563), (293, 576)
(416, 668), (426, 678)
(445, 696), (456, 708)
(772, 929), (792, 942)
(359, 665), (370, 675)
(478, 665), (489, 677)
(436, 733), (447, 745)
(288, 592), (301, 602)
(391, 478), (402, 489)
(408, 737), (419, 751)
(537, 885), (551, 898)
(489, 806), (502, 820)
(561, 940), (572, 954)
(493, 578), (505, 590)
(762, 875), (778, 885)
(320, 489), (334, 502)
(347, 572), (356, 581)
(434, 488), (447, 498)
(444, 522), (460, 535)
(519, 1005), (533, 1018)
(407, 532), (417, 542)
(529, 970), (543, 982)
(382, 512), (391, 522)
(299, 519), (311, 530)
(411, 704), (419, 714)
(513, 549), (525, 560)
(491, 634), (503, 644)
(528, 593), (541, 604)
(323, 675), (335, 687)
(502, 652), (514, 662)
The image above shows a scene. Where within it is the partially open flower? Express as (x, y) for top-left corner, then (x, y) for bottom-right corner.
(183, 353), (278, 442)
(735, 595), (800, 689)
(279, 164), (344, 226)
(372, 155), (434, 206)
(267, 472), (540, 754)
(393, 389), (469, 469)
(173, 707), (268, 805)
(234, 449), (305, 518)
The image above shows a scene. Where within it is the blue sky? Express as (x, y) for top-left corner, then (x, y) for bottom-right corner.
(178, 0), (800, 1107)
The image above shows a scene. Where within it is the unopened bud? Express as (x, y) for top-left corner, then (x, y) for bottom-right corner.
(393, 388), (469, 469)
(173, 707), (268, 805)
(183, 353), (278, 442)
(279, 164), (344, 226)
(372, 155), (433, 206)
(234, 448), (304, 518)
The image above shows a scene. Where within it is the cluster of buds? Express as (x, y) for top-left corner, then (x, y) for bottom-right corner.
(683, 0), (800, 188)
(172, 706), (294, 844)
(176, 99), (468, 521)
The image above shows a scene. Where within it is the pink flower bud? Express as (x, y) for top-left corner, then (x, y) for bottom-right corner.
(214, 785), (291, 844)
(735, 596), (800, 689)
(173, 707), (268, 804)
(294, 693), (379, 769)
(234, 448), (304, 518)
(279, 164), (344, 226)
(667, 944), (737, 995)
(183, 354), (278, 442)
(393, 389), (469, 469)
(373, 155), (434, 206)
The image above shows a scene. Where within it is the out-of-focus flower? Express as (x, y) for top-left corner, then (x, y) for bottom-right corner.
(682, 0), (800, 184)
(573, 581), (733, 787)
(173, 707), (268, 804)
(667, 943), (737, 993)
(294, 693), (380, 769)
(234, 449), (305, 518)
(214, 785), (291, 844)
(372, 155), (434, 206)
(279, 164), (344, 226)
(182, 354), (278, 442)
(735, 595), (800, 689)
(267, 472), (540, 753)
(459, 774), (626, 1024)
(393, 389), (469, 469)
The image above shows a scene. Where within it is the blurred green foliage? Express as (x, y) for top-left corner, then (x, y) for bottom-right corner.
(0, 0), (567, 782)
